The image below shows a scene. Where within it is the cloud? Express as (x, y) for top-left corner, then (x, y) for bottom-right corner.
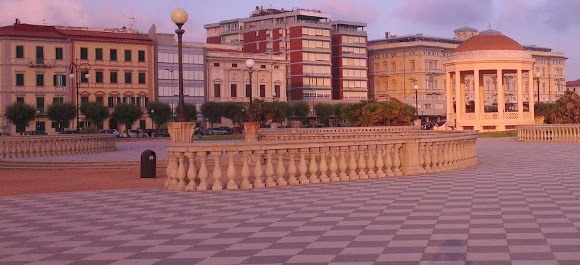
(307, 0), (378, 24)
(392, 0), (493, 28)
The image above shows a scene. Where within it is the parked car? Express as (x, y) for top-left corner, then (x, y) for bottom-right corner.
(212, 126), (232, 135)
(23, 131), (48, 136)
(0, 132), (11, 137)
(120, 129), (149, 138)
(59, 130), (78, 135)
(98, 129), (121, 138)
(157, 128), (170, 137)
(195, 128), (213, 135)
(144, 129), (155, 137)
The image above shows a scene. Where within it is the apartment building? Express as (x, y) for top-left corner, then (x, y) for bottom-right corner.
(331, 21), (368, 101)
(0, 20), (72, 134)
(205, 7), (367, 104)
(368, 27), (567, 119)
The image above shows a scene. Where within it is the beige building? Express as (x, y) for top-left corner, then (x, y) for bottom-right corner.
(368, 27), (567, 121)
(206, 50), (287, 103)
(445, 31), (536, 132)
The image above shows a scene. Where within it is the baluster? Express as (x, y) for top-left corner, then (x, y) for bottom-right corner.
(357, 145), (368, 179)
(442, 143), (450, 169)
(393, 143), (402, 176)
(276, 149), (287, 186)
(385, 144), (394, 177)
(375, 144), (385, 178)
(175, 152), (187, 190)
(211, 151), (223, 190)
(348, 146), (359, 180)
(265, 150), (276, 187)
(448, 142), (456, 169)
(165, 152), (176, 188)
(319, 147), (329, 183)
(432, 142), (440, 172)
(298, 148), (309, 184)
(419, 142), (425, 171)
(287, 149), (299, 185)
(366, 145), (376, 178)
(329, 147), (339, 182)
(225, 151), (238, 190)
(185, 152), (198, 191)
(308, 147), (320, 184)
(240, 151), (252, 189)
(253, 151), (265, 188)
(339, 146), (349, 181)
(424, 142), (432, 173)
(197, 151), (209, 191)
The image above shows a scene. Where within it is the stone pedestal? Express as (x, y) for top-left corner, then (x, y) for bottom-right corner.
(534, 116), (545, 125)
(413, 119), (422, 127)
(244, 122), (259, 143)
(167, 122), (196, 143)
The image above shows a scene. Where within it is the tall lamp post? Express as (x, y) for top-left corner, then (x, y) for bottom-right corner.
(35, 110), (40, 131)
(69, 61), (91, 131)
(245, 59), (255, 122)
(171, 9), (188, 122)
(413, 85), (419, 119)
(534, 71), (541, 103)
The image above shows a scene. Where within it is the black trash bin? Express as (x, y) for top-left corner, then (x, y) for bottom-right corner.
(140, 150), (156, 178)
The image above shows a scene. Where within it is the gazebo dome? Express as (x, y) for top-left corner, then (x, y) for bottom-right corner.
(454, 31), (524, 53)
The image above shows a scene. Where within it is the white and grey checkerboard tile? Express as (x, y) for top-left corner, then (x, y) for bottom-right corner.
(1, 138), (580, 265)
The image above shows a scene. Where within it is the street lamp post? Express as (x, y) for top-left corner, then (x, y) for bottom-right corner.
(413, 85), (419, 119)
(171, 9), (188, 122)
(36, 110), (40, 131)
(245, 59), (255, 122)
(535, 71), (541, 103)
(69, 61), (91, 131)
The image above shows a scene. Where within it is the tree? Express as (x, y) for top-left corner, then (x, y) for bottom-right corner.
(222, 102), (245, 127)
(81, 102), (110, 129)
(147, 102), (171, 131)
(183, 103), (198, 122)
(314, 103), (335, 125)
(5, 103), (36, 134)
(200, 102), (222, 127)
(111, 103), (143, 136)
(47, 102), (76, 132)
(291, 101), (310, 124)
(271, 102), (291, 126)
(547, 91), (580, 124)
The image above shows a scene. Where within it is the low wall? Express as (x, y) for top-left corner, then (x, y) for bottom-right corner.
(165, 130), (478, 191)
(517, 124), (580, 142)
(0, 135), (117, 158)
(259, 126), (420, 140)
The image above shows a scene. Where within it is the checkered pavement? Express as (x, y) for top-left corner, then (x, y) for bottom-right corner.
(1, 138), (580, 265)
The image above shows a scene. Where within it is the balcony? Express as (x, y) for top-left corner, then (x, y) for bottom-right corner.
(28, 58), (54, 68)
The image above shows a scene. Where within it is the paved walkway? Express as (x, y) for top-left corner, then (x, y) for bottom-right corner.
(1, 138), (580, 265)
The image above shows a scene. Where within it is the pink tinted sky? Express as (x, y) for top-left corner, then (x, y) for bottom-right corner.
(2, 0), (579, 80)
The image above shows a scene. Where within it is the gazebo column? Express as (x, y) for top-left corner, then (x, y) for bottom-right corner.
(528, 71), (535, 118)
(517, 69), (523, 121)
(497, 69), (505, 120)
(455, 70), (461, 126)
(473, 69), (481, 129)
(446, 72), (453, 116)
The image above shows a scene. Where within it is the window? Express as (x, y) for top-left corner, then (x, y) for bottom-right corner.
(246, 85), (251, 97)
(96, 96), (104, 105)
(81, 71), (88, 83)
(80, 47), (88, 60)
(260, 65), (266, 69)
(81, 97), (89, 103)
(36, 74), (44, 87)
(124, 50), (131, 61)
(16, 46), (24, 58)
(16, 73), (24, 86)
(53, 97), (63, 104)
(232, 63), (237, 67)
(55, 47), (63, 60)
(53, 74), (66, 86)
(275, 85), (280, 98)
(110, 72), (118, 83)
(214, 84), (221, 97)
(95, 48), (103, 60)
(16, 97), (24, 103)
(95, 71), (103, 83)
(110, 49), (117, 61)
(410, 60), (415, 70)
(107, 96), (121, 107)
(138, 73), (145, 84)
(230, 84), (237, 97)
(138, 50), (145, 62)
(213, 63), (220, 67)
(36, 97), (44, 113)
(260, 85), (266, 97)
(124, 72), (132, 83)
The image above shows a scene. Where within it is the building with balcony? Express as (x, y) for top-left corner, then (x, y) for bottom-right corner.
(331, 21), (368, 101)
(0, 20), (72, 135)
(205, 7), (367, 103)
(368, 27), (567, 121)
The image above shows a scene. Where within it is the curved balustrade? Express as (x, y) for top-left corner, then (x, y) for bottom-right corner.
(517, 124), (580, 142)
(0, 135), (117, 158)
(259, 126), (421, 141)
(165, 131), (478, 191)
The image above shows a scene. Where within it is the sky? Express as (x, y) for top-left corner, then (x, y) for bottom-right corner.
(2, 0), (580, 80)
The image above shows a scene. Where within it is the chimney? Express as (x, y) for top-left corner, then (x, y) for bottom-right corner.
(385, 31), (390, 38)
(15, 18), (21, 24)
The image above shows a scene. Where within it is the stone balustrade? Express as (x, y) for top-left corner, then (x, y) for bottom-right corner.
(259, 126), (421, 141)
(517, 124), (580, 142)
(165, 130), (478, 191)
(0, 135), (117, 158)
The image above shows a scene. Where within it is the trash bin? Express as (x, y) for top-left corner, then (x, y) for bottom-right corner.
(140, 150), (156, 178)
(196, 133), (202, 141)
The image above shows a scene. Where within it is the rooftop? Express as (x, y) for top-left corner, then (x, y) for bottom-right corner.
(454, 32), (524, 53)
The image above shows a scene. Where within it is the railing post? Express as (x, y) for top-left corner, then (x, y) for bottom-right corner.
(399, 140), (423, 175)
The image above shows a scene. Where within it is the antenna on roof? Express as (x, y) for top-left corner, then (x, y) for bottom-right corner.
(129, 17), (136, 31)
(488, 21), (491, 29)
(42, 19), (46, 25)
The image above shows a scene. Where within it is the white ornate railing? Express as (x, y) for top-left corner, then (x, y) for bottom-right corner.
(0, 135), (117, 158)
(165, 131), (478, 191)
(259, 126), (421, 141)
(517, 124), (580, 142)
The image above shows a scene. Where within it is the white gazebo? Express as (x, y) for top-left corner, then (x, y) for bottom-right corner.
(444, 30), (536, 131)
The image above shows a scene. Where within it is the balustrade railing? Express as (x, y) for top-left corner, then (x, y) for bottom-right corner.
(165, 131), (478, 191)
(517, 124), (580, 142)
(259, 126), (421, 141)
(0, 135), (116, 158)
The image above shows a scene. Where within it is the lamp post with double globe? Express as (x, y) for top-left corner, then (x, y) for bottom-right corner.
(69, 61), (91, 131)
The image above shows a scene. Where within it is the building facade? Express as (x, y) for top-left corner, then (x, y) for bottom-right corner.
(0, 21), (72, 135)
(205, 7), (367, 103)
(331, 21), (368, 101)
(368, 27), (567, 121)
